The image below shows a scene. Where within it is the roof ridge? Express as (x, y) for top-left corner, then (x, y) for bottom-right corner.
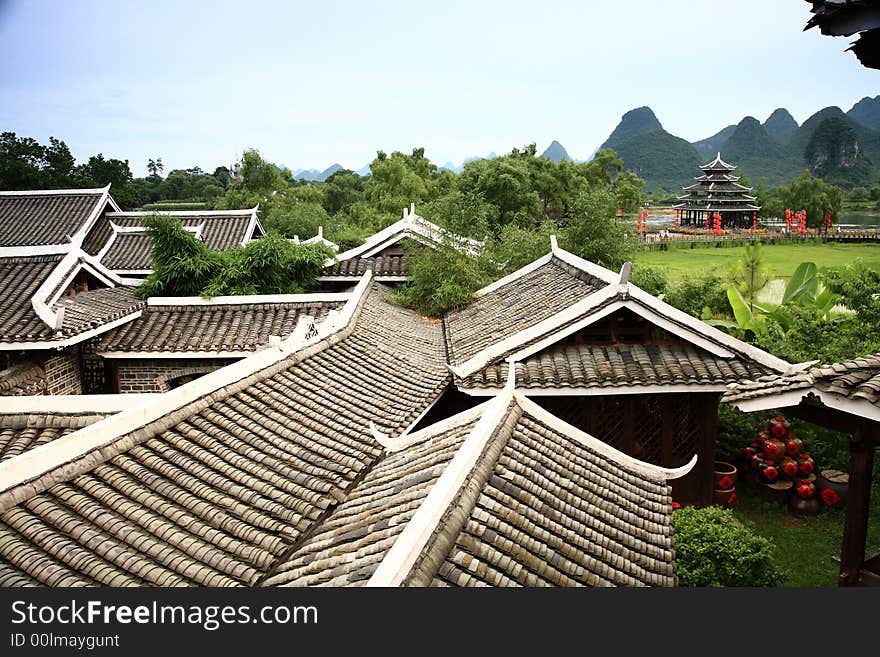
(0, 186), (109, 196)
(366, 378), (518, 587)
(0, 272), (374, 513)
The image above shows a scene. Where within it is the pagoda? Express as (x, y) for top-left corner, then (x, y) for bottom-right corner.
(673, 152), (760, 230)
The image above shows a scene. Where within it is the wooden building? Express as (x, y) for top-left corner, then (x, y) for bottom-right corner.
(673, 153), (761, 230)
(725, 354), (880, 586)
(443, 238), (795, 506)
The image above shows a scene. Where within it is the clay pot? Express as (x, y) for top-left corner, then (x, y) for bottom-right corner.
(768, 417), (790, 438)
(780, 456), (799, 479)
(714, 461), (738, 491)
(817, 469), (848, 508)
(785, 435), (803, 457)
(762, 438), (786, 461)
(796, 453), (815, 477)
(713, 488), (736, 508)
(795, 479), (816, 499)
(758, 480), (792, 506)
(789, 494), (822, 516)
(758, 462), (780, 483)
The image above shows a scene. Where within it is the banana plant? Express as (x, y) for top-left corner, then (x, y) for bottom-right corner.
(713, 262), (840, 335)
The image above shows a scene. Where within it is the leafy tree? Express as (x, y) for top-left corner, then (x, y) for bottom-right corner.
(0, 132), (77, 189)
(559, 188), (633, 270)
(485, 220), (556, 274)
(216, 148), (291, 211)
(76, 153), (137, 208)
(779, 171), (844, 227)
(147, 158), (164, 179)
(322, 169), (365, 216)
(612, 171), (644, 215)
(264, 198), (330, 240)
(630, 265), (668, 297)
(849, 186), (870, 202)
(420, 191), (494, 241)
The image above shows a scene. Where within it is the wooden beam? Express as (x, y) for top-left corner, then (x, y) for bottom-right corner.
(839, 422), (876, 587)
(785, 401), (864, 435)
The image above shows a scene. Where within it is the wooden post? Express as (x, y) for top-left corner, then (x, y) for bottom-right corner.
(698, 394), (720, 507)
(839, 422), (876, 586)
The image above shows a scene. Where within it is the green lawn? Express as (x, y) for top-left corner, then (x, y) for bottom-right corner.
(731, 481), (880, 587)
(635, 242), (880, 283)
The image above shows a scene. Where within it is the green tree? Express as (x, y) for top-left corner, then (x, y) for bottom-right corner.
(216, 148), (291, 211)
(136, 215), (223, 297)
(779, 171), (844, 227)
(322, 169), (364, 216)
(612, 170), (644, 215)
(559, 188), (633, 270)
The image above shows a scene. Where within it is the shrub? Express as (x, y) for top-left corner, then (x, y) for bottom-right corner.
(664, 271), (730, 319)
(673, 506), (784, 587)
(392, 243), (488, 318)
(716, 404), (764, 464)
(630, 265), (669, 297)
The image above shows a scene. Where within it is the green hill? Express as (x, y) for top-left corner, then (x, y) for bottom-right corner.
(763, 108), (799, 141)
(806, 117), (878, 188)
(848, 95), (880, 131)
(692, 124), (736, 159)
(541, 140), (571, 163)
(600, 106), (664, 150)
(722, 116), (803, 185)
(612, 129), (702, 193)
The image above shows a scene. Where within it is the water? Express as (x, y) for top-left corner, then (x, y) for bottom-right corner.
(838, 211), (880, 228)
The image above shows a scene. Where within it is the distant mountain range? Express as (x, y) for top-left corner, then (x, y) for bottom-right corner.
(285, 96), (880, 192)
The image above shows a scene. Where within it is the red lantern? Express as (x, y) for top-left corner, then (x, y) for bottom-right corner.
(785, 435), (802, 456)
(752, 211), (757, 230)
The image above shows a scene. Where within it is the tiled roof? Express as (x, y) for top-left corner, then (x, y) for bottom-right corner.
(723, 352), (880, 408)
(444, 257), (608, 365)
(0, 253), (141, 346)
(0, 285), (451, 587)
(0, 414), (106, 463)
(267, 391), (685, 587)
(81, 214), (113, 256)
(99, 233), (153, 271)
(89, 211), (260, 272)
(55, 287), (144, 337)
(263, 418), (476, 586)
(0, 255), (63, 342)
(460, 343), (774, 391)
(0, 362), (45, 396)
(0, 190), (106, 247)
(97, 297), (345, 354)
(322, 255), (407, 278)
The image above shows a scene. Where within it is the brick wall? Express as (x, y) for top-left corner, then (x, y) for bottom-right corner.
(113, 358), (238, 394)
(43, 351), (82, 395)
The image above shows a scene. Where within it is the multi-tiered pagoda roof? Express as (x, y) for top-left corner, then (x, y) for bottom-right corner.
(674, 153), (760, 228)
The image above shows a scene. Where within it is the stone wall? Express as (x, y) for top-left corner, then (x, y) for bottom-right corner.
(113, 358), (238, 394)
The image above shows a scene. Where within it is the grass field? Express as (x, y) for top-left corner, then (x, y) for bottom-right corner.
(732, 482), (880, 587)
(634, 242), (880, 283)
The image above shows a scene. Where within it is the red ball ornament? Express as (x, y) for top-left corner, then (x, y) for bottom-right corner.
(796, 479), (816, 499)
(785, 436), (802, 456)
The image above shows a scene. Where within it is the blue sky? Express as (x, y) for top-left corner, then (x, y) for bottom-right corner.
(1, 0), (877, 176)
